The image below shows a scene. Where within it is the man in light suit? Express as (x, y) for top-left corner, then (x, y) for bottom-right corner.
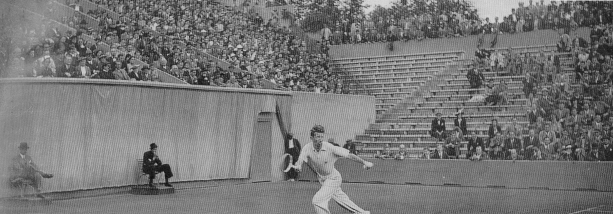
(72, 58), (92, 78)
(113, 61), (130, 80)
(10, 142), (53, 198)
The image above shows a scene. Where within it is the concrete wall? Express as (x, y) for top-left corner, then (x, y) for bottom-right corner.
(290, 92), (375, 148)
(0, 79), (291, 197)
(299, 159), (613, 192)
(0, 79), (375, 197)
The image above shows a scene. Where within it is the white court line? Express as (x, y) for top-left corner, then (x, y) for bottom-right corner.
(569, 205), (606, 214)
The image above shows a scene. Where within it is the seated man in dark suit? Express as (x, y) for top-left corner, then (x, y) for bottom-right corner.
(431, 113), (446, 140)
(504, 130), (523, 160)
(523, 129), (542, 160)
(431, 144), (449, 159)
(143, 143), (173, 187)
(128, 66), (143, 81)
(454, 112), (468, 137)
(10, 142), (53, 198)
(445, 129), (462, 158)
(467, 131), (484, 159)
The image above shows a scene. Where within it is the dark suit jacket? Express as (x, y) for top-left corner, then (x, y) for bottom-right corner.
(488, 125), (502, 138)
(431, 118), (446, 133)
(57, 64), (76, 77)
(504, 137), (522, 151)
(467, 137), (484, 152)
(431, 149), (448, 159)
(528, 111), (539, 124)
(142, 151), (162, 174)
(284, 138), (301, 154)
(128, 71), (142, 80)
(523, 136), (540, 149)
(454, 118), (467, 134)
(72, 66), (92, 78)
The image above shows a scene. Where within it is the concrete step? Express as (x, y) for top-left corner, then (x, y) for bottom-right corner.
(368, 121), (528, 130)
(414, 99), (526, 107)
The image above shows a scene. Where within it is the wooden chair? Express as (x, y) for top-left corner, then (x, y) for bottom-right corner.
(136, 159), (163, 186)
(8, 167), (35, 198)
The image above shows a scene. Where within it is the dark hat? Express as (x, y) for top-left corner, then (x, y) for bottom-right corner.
(19, 142), (29, 149)
(150, 143), (158, 149)
(435, 112), (442, 116)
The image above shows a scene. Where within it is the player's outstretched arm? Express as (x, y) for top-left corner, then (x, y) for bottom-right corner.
(347, 154), (373, 170)
(292, 148), (309, 172)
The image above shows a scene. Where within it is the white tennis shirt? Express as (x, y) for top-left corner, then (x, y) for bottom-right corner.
(296, 141), (350, 177)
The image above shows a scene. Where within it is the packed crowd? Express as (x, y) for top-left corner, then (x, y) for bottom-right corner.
(324, 0), (612, 46)
(416, 23), (613, 161)
(491, 0), (612, 34)
(0, 6), (162, 81)
(321, 0), (481, 45)
(66, 0), (346, 92)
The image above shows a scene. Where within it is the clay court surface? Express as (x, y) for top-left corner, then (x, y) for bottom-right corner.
(2, 181), (613, 214)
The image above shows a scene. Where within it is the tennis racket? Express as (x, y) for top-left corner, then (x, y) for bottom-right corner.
(281, 153), (295, 173)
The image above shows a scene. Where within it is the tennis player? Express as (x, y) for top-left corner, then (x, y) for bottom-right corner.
(292, 125), (373, 214)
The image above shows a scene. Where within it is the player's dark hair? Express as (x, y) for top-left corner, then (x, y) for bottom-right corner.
(310, 125), (325, 137)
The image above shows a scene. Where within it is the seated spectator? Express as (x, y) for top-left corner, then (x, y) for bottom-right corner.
(539, 122), (557, 144)
(573, 131), (587, 161)
(488, 119), (502, 139)
(430, 112), (446, 140)
(431, 144), (448, 159)
(489, 132), (505, 160)
(504, 130), (523, 160)
(524, 129), (542, 160)
(466, 131), (484, 159)
(57, 56), (76, 77)
(142, 143), (173, 187)
(377, 144), (393, 159)
(540, 137), (559, 160)
(522, 73), (538, 97)
(395, 144), (407, 160)
(128, 66), (142, 81)
(420, 147), (431, 159)
(73, 58), (92, 78)
(92, 63), (115, 79)
(466, 65), (485, 91)
(10, 142), (54, 198)
(601, 138), (613, 161)
(469, 146), (484, 161)
(454, 111), (468, 137)
(445, 128), (462, 159)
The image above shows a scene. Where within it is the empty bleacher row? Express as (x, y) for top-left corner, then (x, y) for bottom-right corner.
(333, 51), (465, 114)
(343, 44), (577, 158)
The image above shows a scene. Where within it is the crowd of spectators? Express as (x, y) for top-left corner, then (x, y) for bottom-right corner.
(323, 0), (612, 46)
(415, 21), (612, 161)
(63, 0), (346, 92)
(0, 5), (162, 81)
(1, 0), (347, 93)
(321, 0), (482, 45)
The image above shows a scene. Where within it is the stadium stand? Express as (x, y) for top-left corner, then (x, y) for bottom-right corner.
(348, 43), (582, 159)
